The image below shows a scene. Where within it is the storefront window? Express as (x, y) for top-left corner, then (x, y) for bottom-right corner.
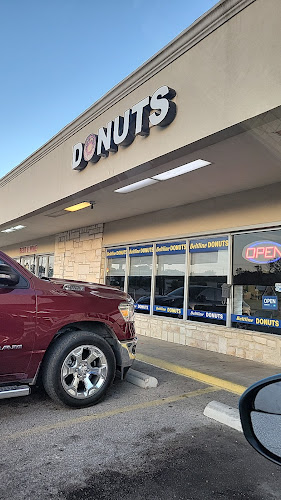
(154, 241), (186, 318)
(188, 236), (229, 325)
(15, 253), (54, 278)
(48, 255), (54, 277)
(128, 245), (153, 314)
(105, 248), (126, 290)
(20, 255), (36, 274)
(232, 230), (281, 333)
(37, 255), (48, 278)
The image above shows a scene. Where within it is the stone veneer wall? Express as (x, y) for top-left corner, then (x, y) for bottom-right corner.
(54, 224), (104, 282)
(135, 315), (281, 367)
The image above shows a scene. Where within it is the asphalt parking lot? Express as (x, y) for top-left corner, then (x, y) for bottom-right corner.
(1, 341), (281, 500)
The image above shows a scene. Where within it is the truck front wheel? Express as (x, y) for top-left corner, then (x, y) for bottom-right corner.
(42, 331), (116, 408)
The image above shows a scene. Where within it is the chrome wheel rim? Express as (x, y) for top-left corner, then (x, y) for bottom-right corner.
(61, 344), (108, 399)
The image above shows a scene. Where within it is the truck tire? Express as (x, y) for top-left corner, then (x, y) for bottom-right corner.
(42, 330), (116, 408)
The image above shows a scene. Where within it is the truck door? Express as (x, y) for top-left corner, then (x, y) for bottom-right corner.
(0, 257), (36, 382)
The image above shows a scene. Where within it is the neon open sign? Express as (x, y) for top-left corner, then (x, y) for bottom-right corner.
(242, 240), (281, 264)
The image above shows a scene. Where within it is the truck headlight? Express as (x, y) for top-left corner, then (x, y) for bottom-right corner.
(118, 299), (135, 322)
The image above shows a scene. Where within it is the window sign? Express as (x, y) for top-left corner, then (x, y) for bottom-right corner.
(20, 245), (38, 254)
(129, 245), (153, 257)
(232, 314), (281, 329)
(189, 237), (228, 253)
(135, 303), (150, 312)
(233, 230), (281, 285)
(262, 296), (278, 310)
(106, 247), (126, 259)
(156, 241), (186, 255)
(243, 241), (281, 264)
(154, 305), (183, 315)
(188, 310), (226, 321)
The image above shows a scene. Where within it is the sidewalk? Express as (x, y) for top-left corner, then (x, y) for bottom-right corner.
(136, 334), (280, 389)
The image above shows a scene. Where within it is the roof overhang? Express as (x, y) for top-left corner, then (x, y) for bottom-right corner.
(1, 105), (281, 247)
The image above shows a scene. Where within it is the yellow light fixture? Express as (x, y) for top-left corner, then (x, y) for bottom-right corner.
(64, 202), (91, 212)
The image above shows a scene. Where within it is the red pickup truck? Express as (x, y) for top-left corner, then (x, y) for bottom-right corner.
(0, 251), (137, 407)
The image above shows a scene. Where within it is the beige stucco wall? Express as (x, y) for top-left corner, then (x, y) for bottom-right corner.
(2, 236), (55, 258)
(103, 182), (281, 246)
(1, 0), (281, 225)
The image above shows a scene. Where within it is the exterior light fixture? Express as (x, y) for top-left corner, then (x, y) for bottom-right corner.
(114, 159), (211, 194)
(64, 202), (92, 212)
(152, 159), (211, 181)
(1, 225), (26, 233)
(114, 178), (158, 194)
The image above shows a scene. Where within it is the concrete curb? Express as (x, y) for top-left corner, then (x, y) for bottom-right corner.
(204, 401), (242, 432)
(126, 369), (158, 389)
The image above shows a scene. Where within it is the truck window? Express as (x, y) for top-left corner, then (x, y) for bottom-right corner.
(0, 257), (29, 289)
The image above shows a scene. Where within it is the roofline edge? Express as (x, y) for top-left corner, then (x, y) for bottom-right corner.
(0, 0), (256, 188)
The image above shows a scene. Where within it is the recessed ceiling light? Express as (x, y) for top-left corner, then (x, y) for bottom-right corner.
(115, 178), (158, 194)
(152, 159), (211, 181)
(64, 202), (92, 212)
(1, 224), (26, 233)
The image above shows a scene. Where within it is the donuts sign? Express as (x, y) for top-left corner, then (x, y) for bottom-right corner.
(243, 241), (281, 264)
(72, 86), (176, 171)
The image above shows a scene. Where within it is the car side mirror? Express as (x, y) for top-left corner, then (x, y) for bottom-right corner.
(239, 374), (281, 465)
(0, 264), (20, 287)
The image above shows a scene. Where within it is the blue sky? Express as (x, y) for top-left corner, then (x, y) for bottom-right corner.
(0, 0), (218, 178)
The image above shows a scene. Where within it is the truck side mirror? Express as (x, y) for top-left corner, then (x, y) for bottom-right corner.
(0, 264), (20, 287)
(239, 374), (281, 466)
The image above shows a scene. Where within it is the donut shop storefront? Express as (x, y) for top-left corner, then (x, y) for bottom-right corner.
(2, 0), (281, 365)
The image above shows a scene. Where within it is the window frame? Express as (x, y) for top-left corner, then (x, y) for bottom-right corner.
(231, 228), (281, 332)
(14, 253), (55, 279)
(105, 233), (232, 324)
(127, 244), (153, 311)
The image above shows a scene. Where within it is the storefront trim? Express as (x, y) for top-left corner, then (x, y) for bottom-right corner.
(103, 221), (281, 250)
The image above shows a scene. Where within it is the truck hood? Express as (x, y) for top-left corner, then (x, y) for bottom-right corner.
(43, 277), (130, 301)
